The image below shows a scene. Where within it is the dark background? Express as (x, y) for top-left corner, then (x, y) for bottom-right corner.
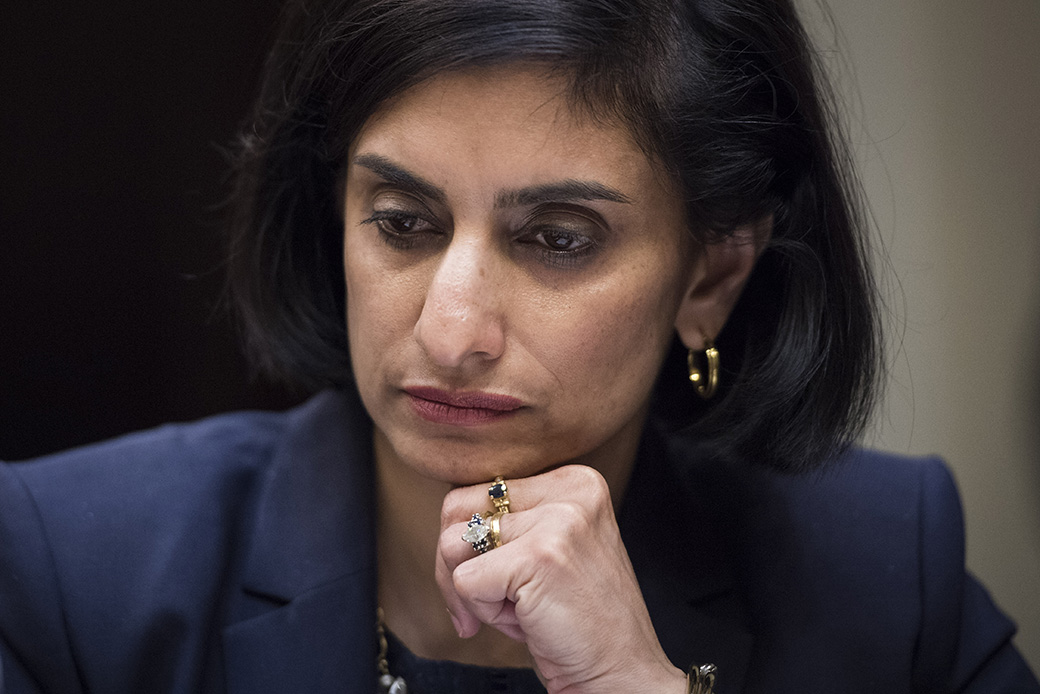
(1, 2), (304, 460)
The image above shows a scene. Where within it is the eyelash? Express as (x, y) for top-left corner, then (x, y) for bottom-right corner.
(359, 208), (601, 269)
(360, 209), (438, 250)
(517, 227), (598, 269)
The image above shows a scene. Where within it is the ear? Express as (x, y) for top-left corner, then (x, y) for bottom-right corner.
(674, 216), (772, 349)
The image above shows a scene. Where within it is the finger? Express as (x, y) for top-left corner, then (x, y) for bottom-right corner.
(439, 480), (516, 529)
(437, 468), (614, 643)
(451, 541), (533, 628)
(436, 519), (483, 637)
(440, 518), (485, 570)
(440, 464), (610, 528)
(496, 623), (526, 642)
(436, 509), (531, 636)
(450, 500), (612, 626)
(488, 600), (526, 642)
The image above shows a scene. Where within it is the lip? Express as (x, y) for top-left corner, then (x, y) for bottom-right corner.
(404, 386), (524, 426)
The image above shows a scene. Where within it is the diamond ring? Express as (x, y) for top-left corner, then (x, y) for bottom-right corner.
(462, 513), (491, 554)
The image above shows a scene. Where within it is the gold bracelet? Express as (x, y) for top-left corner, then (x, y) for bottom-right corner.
(686, 663), (717, 694)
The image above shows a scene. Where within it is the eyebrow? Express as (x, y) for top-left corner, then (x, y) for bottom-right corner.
(353, 153), (447, 205)
(352, 153), (632, 208)
(495, 180), (632, 208)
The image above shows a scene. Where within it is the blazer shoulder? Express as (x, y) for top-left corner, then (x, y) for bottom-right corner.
(0, 404), (299, 692)
(0, 403), (307, 577)
(10, 405), (292, 479)
(742, 448), (965, 591)
(0, 390), (376, 693)
(719, 449), (1038, 690)
(761, 448), (962, 539)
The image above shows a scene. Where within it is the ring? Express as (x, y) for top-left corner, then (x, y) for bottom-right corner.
(462, 513), (491, 554)
(488, 511), (505, 549)
(488, 476), (510, 514)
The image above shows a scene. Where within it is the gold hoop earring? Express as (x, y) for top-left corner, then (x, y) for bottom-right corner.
(687, 337), (719, 400)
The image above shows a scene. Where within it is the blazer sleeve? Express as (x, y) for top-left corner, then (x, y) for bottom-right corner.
(0, 461), (85, 694)
(914, 458), (1039, 693)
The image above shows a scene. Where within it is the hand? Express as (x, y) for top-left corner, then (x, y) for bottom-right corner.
(436, 465), (687, 694)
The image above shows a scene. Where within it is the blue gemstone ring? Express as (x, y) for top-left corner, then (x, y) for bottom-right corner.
(462, 513), (491, 554)
(488, 476), (511, 514)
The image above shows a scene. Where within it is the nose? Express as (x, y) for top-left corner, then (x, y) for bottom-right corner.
(414, 237), (506, 369)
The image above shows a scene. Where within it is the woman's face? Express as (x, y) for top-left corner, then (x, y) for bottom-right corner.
(342, 66), (697, 485)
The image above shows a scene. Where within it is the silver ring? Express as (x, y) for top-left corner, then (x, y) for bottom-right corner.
(462, 513), (491, 554)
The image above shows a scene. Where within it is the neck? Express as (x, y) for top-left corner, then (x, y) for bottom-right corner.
(373, 415), (646, 668)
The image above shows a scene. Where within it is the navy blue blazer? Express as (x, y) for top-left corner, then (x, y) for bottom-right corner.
(1, 390), (1037, 693)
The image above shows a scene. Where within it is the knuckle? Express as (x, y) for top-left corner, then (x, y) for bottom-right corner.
(579, 465), (611, 500)
(531, 510), (584, 563)
(440, 487), (469, 527)
(540, 532), (571, 561)
(527, 535), (571, 575)
(451, 560), (479, 596)
(554, 499), (588, 530)
(562, 464), (611, 505)
(437, 525), (460, 555)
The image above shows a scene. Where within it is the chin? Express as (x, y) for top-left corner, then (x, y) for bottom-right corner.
(394, 435), (560, 487)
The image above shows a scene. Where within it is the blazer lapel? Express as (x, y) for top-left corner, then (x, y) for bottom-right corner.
(222, 390), (378, 694)
(621, 427), (753, 694)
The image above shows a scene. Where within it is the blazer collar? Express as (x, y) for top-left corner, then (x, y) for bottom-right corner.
(223, 389), (379, 694)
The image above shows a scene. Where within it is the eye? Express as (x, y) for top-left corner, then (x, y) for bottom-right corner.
(516, 209), (603, 269)
(531, 228), (594, 253)
(360, 209), (439, 249)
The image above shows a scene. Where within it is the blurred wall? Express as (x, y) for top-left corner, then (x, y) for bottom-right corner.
(0, 0), (297, 460)
(800, 0), (1040, 672)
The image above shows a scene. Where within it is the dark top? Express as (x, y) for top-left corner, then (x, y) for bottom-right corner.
(385, 629), (545, 694)
(1, 389), (1037, 693)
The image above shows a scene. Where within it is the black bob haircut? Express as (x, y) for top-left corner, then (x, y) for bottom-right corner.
(227, 0), (882, 473)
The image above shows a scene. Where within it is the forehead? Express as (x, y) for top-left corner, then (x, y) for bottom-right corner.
(358, 65), (598, 138)
(347, 65), (671, 205)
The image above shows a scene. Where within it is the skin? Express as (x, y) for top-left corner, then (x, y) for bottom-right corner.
(341, 65), (764, 693)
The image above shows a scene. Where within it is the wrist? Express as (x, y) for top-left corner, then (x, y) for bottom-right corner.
(650, 664), (688, 694)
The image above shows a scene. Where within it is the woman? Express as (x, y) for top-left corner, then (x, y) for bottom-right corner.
(1, 0), (1036, 692)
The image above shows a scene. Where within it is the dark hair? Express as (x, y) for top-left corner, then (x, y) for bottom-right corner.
(227, 0), (882, 472)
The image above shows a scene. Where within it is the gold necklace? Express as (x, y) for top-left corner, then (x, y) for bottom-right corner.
(376, 608), (408, 694)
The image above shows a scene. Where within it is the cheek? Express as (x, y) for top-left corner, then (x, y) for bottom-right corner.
(343, 238), (415, 370)
(343, 241), (374, 357)
(533, 269), (684, 405)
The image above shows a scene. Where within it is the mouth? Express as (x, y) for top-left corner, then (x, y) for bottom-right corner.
(403, 386), (525, 426)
